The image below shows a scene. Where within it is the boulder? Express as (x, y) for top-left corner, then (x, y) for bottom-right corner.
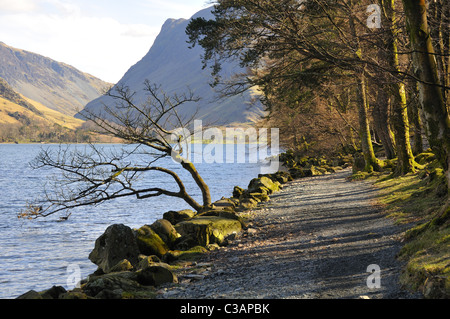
(236, 198), (259, 212)
(163, 209), (196, 225)
(40, 286), (67, 299)
(232, 186), (245, 199)
(88, 224), (140, 274)
(163, 246), (209, 263)
(259, 171), (292, 184)
(16, 290), (43, 299)
(135, 225), (169, 258)
(149, 219), (181, 248)
(137, 255), (162, 270)
(200, 209), (242, 223)
(212, 197), (236, 211)
(247, 191), (270, 203)
(83, 271), (142, 298)
(109, 259), (134, 273)
(289, 167), (312, 179)
(136, 263), (178, 287)
(247, 176), (280, 195)
(310, 165), (326, 175)
(60, 291), (91, 299)
(175, 216), (242, 248)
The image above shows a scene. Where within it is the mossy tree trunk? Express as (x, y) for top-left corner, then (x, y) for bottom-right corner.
(372, 75), (396, 160)
(407, 82), (424, 155)
(356, 72), (380, 172)
(381, 0), (417, 174)
(403, 0), (450, 186)
(348, 8), (380, 172)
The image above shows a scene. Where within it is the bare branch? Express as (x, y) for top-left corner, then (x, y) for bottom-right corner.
(21, 82), (211, 220)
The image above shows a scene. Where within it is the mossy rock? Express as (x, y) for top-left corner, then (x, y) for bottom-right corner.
(16, 290), (44, 299)
(149, 219), (181, 249)
(163, 246), (209, 263)
(199, 209), (243, 223)
(212, 197), (237, 211)
(175, 216), (242, 248)
(136, 263), (178, 287)
(135, 225), (169, 258)
(248, 176), (280, 194)
(88, 224), (140, 274)
(83, 271), (142, 298)
(163, 209), (196, 225)
(236, 197), (259, 212)
(232, 186), (245, 199)
(259, 171), (292, 184)
(109, 259), (134, 273)
(248, 192), (270, 203)
(137, 255), (161, 270)
(310, 165), (325, 175)
(289, 167), (310, 179)
(60, 291), (92, 299)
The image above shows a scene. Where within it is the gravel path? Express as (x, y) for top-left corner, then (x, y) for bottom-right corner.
(159, 169), (422, 299)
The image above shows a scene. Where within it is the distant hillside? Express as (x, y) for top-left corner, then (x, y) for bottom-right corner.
(0, 42), (111, 116)
(0, 77), (42, 116)
(0, 76), (88, 142)
(78, 7), (265, 126)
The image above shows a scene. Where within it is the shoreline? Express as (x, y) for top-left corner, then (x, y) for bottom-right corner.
(14, 150), (448, 299)
(15, 154), (350, 300)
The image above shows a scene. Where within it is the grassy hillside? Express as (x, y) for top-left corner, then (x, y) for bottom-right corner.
(0, 42), (111, 116)
(23, 96), (85, 130)
(0, 95), (89, 143)
(0, 75), (90, 143)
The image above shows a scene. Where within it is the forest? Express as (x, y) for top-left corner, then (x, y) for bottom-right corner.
(184, 0), (450, 297)
(186, 0), (449, 179)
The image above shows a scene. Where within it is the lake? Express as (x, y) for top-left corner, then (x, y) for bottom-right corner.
(0, 143), (278, 299)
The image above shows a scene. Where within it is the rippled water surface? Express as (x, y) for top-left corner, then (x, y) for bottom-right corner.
(0, 144), (275, 298)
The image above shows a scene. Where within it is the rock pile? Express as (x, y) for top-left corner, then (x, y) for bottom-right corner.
(16, 171), (293, 299)
(16, 152), (350, 299)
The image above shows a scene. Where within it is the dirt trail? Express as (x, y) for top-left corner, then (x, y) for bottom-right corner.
(160, 169), (422, 299)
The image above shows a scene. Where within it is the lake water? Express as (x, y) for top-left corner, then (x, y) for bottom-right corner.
(0, 144), (277, 299)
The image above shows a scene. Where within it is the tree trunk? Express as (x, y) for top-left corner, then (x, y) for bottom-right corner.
(181, 159), (212, 210)
(382, 0), (417, 174)
(407, 82), (424, 155)
(373, 86), (396, 159)
(403, 0), (450, 186)
(356, 73), (380, 172)
(348, 7), (380, 172)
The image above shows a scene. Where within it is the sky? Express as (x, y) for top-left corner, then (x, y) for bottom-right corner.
(0, 0), (211, 83)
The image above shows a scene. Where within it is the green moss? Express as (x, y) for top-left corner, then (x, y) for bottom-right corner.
(164, 246), (208, 263)
(373, 163), (449, 298)
(175, 216), (242, 247)
(415, 152), (436, 165)
(135, 225), (169, 258)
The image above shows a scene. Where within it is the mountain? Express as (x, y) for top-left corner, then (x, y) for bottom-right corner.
(78, 7), (264, 126)
(0, 77), (42, 117)
(0, 76), (122, 143)
(0, 42), (111, 116)
(0, 76), (87, 141)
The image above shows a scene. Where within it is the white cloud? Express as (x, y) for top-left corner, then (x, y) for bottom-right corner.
(0, 0), (209, 82)
(141, 0), (209, 20)
(0, 1), (159, 82)
(0, 0), (37, 12)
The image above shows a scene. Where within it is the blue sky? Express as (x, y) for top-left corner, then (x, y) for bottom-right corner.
(0, 0), (211, 82)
